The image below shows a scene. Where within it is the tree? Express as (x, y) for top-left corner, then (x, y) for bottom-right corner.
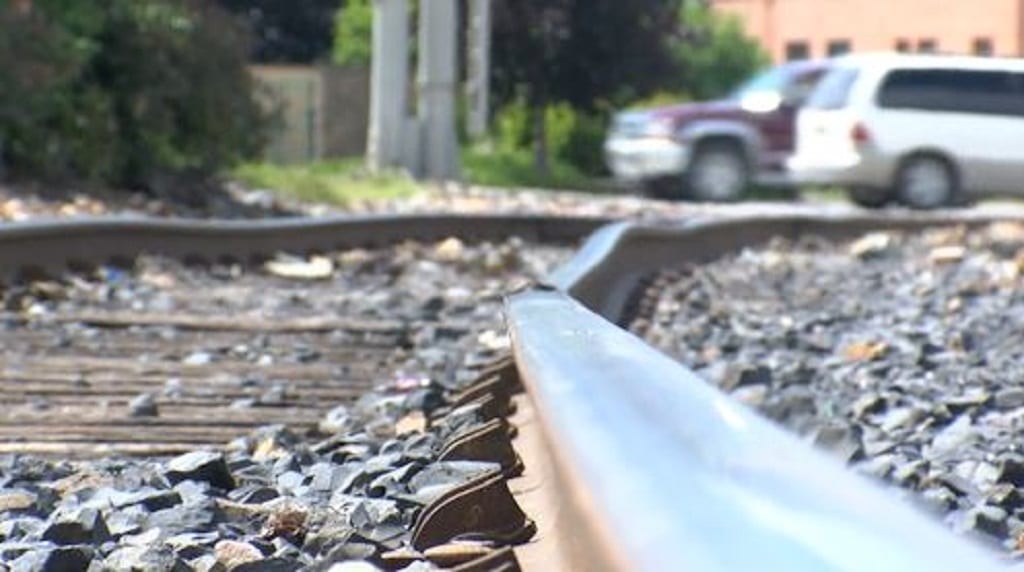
(0, 0), (273, 191)
(491, 0), (678, 173)
(217, 0), (342, 63)
(672, 0), (769, 99)
(333, 0), (373, 66)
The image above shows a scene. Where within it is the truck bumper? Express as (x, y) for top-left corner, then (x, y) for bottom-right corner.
(604, 137), (689, 183)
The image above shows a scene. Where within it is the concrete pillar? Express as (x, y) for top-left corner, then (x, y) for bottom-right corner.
(466, 0), (493, 139)
(367, 0), (410, 172)
(418, 0), (461, 180)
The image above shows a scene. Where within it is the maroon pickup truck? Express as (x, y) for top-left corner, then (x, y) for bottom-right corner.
(604, 61), (829, 201)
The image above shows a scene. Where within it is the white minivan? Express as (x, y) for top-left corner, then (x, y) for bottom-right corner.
(788, 53), (1024, 208)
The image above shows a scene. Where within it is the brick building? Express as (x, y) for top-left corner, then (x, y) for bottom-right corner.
(712, 0), (1024, 62)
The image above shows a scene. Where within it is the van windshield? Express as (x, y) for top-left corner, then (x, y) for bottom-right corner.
(807, 67), (859, 110)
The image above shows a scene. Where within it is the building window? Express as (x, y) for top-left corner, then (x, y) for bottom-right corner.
(895, 39), (911, 53)
(974, 37), (994, 56)
(785, 41), (810, 61)
(827, 40), (852, 57)
(918, 39), (938, 53)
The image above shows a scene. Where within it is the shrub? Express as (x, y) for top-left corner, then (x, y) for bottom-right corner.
(558, 111), (607, 176)
(0, 0), (272, 190)
(673, 1), (769, 100)
(494, 99), (532, 153)
(333, 0), (373, 66)
(492, 99), (608, 176)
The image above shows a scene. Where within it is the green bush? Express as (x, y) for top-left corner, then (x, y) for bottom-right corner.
(492, 99), (609, 176)
(333, 0), (373, 66)
(559, 111), (607, 176)
(494, 100), (532, 153)
(0, 0), (272, 190)
(673, 1), (769, 100)
(461, 146), (597, 191)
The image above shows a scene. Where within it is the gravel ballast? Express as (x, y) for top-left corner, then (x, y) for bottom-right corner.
(637, 222), (1024, 553)
(0, 237), (567, 570)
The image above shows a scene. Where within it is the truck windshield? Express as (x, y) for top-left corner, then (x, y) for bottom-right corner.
(730, 66), (790, 100)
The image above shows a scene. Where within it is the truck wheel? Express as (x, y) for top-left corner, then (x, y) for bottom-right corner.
(685, 142), (749, 202)
(848, 186), (891, 209)
(895, 154), (958, 209)
(640, 178), (680, 200)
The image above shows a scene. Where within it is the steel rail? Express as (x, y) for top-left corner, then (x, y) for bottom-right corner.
(511, 211), (1021, 571)
(0, 214), (609, 282)
(0, 210), (1018, 570)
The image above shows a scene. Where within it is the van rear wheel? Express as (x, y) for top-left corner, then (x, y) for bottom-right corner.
(895, 155), (958, 209)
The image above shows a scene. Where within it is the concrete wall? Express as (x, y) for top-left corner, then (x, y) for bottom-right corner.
(251, 65), (369, 164)
(321, 66), (370, 159)
(713, 0), (1024, 62)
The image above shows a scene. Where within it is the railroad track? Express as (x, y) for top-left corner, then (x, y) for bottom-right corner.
(0, 211), (1017, 571)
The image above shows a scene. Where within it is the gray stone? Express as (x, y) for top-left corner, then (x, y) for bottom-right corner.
(0, 490), (38, 514)
(183, 352), (214, 366)
(0, 518), (43, 542)
(42, 507), (110, 546)
(232, 557), (303, 572)
(104, 508), (146, 538)
(102, 545), (191, 572)
(406, 462), (499, 500)
(851, 393), (885, 419)
(879, 407), (924, 433)
(165, 532), (221, 560)
(128, 393), (159, 417)
(997, 455), (1024, 487)
(145, 501), (219, 536)
(0, 542), (49, 562)
(891, 460), (928, 488)
(810, 424), (863, 463)
(308, 464), (363, 496)
(855, 455), (895, 480)
(921, 487), (958, 513)
(189, 554), (221, 572)
(321, 540), (377, 563)
(228, 486), (279, 505)
(173, 480), (212, 505)
(987, 484), (1024, 512)
(926, 415), (977, 459)
(9, 545), (93, 572)
(113, 489), (182, 512)
(994, 388), (1024, 410)
(165, 451), (236, 491)
(720, 364), (772, 392)
(731, 385), (769, 408)
(275, 472), (305, 494)
(366, 464), (422, 499)
(955, 505), (1008, 539)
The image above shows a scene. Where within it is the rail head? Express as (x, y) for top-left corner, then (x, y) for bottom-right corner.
(507, 289), (1002, 572)
(0, 214), (610, 283)
(551, 210), (1024, 323)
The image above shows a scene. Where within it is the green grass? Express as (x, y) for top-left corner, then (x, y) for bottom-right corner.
(461, 146), (603, 192)
(230, 158), (420, 207)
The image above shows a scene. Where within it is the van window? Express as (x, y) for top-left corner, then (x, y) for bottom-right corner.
(877, 69), (1024, 117)
(806, 67), (859, 110)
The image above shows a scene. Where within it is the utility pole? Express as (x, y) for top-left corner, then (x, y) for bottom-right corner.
(466, 0), (492, 139)
(367, 0), (410, 172)
(418, 0), (461, 180)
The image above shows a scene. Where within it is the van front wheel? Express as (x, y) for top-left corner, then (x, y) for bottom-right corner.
(895, 155), (958, 209)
